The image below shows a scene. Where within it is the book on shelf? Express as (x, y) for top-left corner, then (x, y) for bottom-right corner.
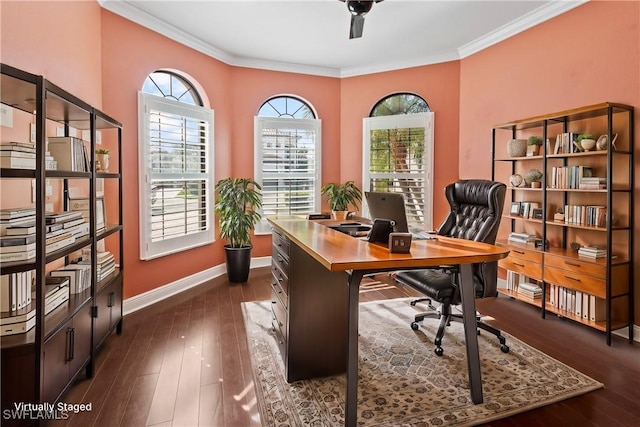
(578, 246), (609, 258)
(0, 150), (36, 159)
(0, 249), (36, 262)
(507, 232), (538, 244)
(0, 305), (35, 326)
(0, 141), (36, 153)
(589, 295), (606, 322)
(45, 210), (83, 225)
(47, 136), (89, 172)
(45, 235), (76, 253)
(0, 242), (35, 254)
(50, 264), (91, 294)
(0, 234), (36, 246)
(0, 156), (35, 169)
(0, 312), (36, 336)
(0, 207), (36, 221)
(4, 223), (36, 236)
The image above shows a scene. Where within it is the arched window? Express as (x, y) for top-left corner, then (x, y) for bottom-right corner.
(254, 96), (321, 232)
(138, 70), (214, 259)
(363, 93), (434, 231)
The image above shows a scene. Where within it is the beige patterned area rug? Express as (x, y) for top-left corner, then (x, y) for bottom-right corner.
(241, 298), (603, 427)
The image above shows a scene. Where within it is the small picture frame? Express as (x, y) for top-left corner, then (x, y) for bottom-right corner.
(531, 208), (543, 220)
(96, 197), (106, 231)
(510, 202), (521, 216)
(520, 202), (531, 219)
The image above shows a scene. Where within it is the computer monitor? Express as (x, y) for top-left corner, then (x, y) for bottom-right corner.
(364, 191), (409, 233)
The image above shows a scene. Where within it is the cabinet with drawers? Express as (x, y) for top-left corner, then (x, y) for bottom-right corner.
(492, 103), (634, 345)
(270, 226), (349, 382)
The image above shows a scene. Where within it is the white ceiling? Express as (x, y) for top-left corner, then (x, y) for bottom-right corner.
(99, 0), (586, 78)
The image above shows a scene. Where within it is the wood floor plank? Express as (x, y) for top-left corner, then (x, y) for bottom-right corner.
(54, 267), (638, 427)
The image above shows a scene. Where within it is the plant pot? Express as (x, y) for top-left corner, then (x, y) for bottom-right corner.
(507, 139), (527, 157)
(531, 181), (541, 188)
(96, 153), (110, 172)
(526, 145), (540, 156)
(331, 210), (349, 221)
(224, 245), (252, 283)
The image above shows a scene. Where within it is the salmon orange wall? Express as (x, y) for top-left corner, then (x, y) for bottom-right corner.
(340, 63), (461, 224)
(459, 1), (640, 324)
(0, 1), (103, 107)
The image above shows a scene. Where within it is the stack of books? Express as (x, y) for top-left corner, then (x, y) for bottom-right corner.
(50, 263), (91, 294)
(45, 211), (88, 252)
(579, 177), (607, 190)
(507, 232), (538, 245)
(517, 282), (543, 299)
(0, 207), (36, 262)
(96, 252), (116, 281)
(0, 306), (35, 336)
(578, 246), (608, 259)
(0, 141), (36, 169)
(42, 276), (70, 315)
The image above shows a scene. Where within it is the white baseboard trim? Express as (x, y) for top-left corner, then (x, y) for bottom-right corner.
(123, 256), (272, 315)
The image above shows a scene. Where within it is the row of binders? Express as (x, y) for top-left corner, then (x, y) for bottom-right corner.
(504, 270), (543, 299)
(0, 274), (70, 336)
(549, 284), (606, 322)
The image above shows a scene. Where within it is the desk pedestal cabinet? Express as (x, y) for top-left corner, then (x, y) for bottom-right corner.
(270, 228), (348, 382)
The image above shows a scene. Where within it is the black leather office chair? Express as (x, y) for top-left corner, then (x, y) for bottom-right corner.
(395, 179), (509, 356)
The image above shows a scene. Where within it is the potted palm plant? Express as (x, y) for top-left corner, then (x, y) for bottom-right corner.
(215, 177), (262, 283)
(321, 181), (363, 221)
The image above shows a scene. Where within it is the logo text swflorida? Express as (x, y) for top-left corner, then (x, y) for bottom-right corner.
(2, 402), (92, 420)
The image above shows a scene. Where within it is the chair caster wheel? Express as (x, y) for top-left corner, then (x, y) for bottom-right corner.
(434, 346), (444, 356)
(477, 329), (481, 335)
(500, 345), (509, 353)
(410, 322), (419, 331)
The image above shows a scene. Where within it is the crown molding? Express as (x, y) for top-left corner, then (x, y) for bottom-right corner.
(100, 0), (587, 78)
(457, 0), (588, 59)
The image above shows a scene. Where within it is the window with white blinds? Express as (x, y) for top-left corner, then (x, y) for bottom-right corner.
(138, 92), (214, 259)
(363, 113), (434, 231)
(254, 117), (321, 233)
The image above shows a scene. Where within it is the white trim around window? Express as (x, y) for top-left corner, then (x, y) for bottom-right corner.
(138, 92), (215, 260)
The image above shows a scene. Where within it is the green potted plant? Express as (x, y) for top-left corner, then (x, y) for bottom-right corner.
(321, 181), (363, 221)
(524, 168), (543, 188)
(95, 148), (110, 172)
(576, 133), (596, 151)
(526, 136), (543, 156)
(215, 177), (262, 283)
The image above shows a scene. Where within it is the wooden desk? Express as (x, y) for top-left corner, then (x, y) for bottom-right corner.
(268, 218), (509, 427)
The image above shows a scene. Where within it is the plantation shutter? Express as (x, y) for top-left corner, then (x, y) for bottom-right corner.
(254, 117), (321, 233)
(138, 93), (214, 259)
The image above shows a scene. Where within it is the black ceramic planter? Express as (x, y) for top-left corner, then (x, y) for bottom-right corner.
(224, 245), (252, 283)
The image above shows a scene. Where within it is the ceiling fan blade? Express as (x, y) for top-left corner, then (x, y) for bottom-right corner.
(350, 14), (365, 39)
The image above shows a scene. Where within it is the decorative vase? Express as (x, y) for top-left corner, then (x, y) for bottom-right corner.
(96, 153), (110, 172)
(507, 139), (527, 157)
(581, 139), (596, 151)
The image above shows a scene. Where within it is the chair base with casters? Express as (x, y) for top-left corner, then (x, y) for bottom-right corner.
(397, 268), (510, 357)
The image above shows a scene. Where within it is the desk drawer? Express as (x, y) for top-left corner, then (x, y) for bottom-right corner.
(271, 271), (288, 308)
(271, 290), (287, 340)
(544, 255), (605, 280)
(544, 265), (605, 298)
(505, 246), (543, 263)
(272, 230), (290, 257)
(499, 257), (542, 281)
(272, 246), (290, 276)
(272, 260), (289, 296)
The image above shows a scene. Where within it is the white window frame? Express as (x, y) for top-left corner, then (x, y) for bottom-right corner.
(138, 92), (215, 260)
(362, 112), (434, 231)
(254, 116), (322, 234)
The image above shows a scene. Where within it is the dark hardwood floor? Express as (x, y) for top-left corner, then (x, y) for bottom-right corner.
(51, 267), (639, 426)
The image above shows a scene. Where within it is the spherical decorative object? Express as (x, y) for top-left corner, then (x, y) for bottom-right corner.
(581, 138), (596, 151)
(596, 134), (608, 151)
(509, 174), (524, 188)
(507, 139), (527, 157)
